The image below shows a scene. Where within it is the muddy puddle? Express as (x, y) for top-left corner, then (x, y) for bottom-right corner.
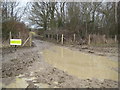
(2, 73), (49, 88)
(42, 46), (118, 81)
(3, 78), (28, 88)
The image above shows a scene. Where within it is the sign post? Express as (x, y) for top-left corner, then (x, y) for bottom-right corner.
(9, 31), (11, 47)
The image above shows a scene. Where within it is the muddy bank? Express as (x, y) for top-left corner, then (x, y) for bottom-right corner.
(31, 61), (118, 88)
(43, 38), (118, 58)
(2, 40), (118, 88)
(2, 40), (50, 77)
(3, 59), (118, 88)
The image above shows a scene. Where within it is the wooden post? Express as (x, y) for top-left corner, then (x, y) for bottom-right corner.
(18, 32), (21, 38)
(73, 34), (76, 42)
(29, 32), (32, 47)
(22, 36), (30, 47)
(115, 35), (117, 43)
(103, 34), (106, 43)
(88, 34), (91, 45)
(57, 34), (58, 42)
(10, 31), (11, 39)
(61, 34), (63, 45)
(9, 31), (11, 47)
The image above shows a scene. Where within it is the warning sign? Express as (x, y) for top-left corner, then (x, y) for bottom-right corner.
(10, 39), (22, 45)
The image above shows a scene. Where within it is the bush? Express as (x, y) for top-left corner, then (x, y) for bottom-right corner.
(2, 20), (29, 41)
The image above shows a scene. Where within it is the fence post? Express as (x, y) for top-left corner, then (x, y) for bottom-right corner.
(10, 31), (11, 39)
(73, 34), (76, 42)
(18, 32), (21, 38)
(88, 34), (91, 45)
(9, 31), (11, 47)
(57, 34), (58, 42)
(29, 32), (32, 47)
(61, 34), (63, 45)
(115, 35), (117, 43)
(103, 34), (106, 43)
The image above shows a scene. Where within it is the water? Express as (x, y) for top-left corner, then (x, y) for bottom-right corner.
(2, 73), (49, 88)
(42, 46), (118, 81)
(2, 77), (28, 88)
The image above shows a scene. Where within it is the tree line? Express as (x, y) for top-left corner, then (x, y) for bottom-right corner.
(1, 1), (119, 40)
(29, 2), (118, 38)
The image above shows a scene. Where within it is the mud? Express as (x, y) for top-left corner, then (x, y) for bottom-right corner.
(69, 45), (118, 60)
(1, 39), (118, 88)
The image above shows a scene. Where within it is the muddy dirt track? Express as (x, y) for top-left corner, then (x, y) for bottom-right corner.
(1, 39), (118, 88)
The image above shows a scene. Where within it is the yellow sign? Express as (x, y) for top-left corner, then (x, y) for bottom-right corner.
(10, 39), (22, 45)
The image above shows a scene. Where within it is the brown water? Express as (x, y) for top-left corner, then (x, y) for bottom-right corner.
(2, 73), (49, 88)
(2, 77), (28, 88)
(42, 46), (118, 81)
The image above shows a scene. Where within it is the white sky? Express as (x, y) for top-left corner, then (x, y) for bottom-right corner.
(3, 0), (119, 2)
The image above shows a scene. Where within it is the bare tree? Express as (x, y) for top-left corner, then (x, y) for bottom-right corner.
(28, 2), (118, 37)
(2, 1), (28, 22)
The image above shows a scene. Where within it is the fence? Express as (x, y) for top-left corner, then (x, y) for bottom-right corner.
(43, 33), (118, 46)
(2, 31), (33, 48)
